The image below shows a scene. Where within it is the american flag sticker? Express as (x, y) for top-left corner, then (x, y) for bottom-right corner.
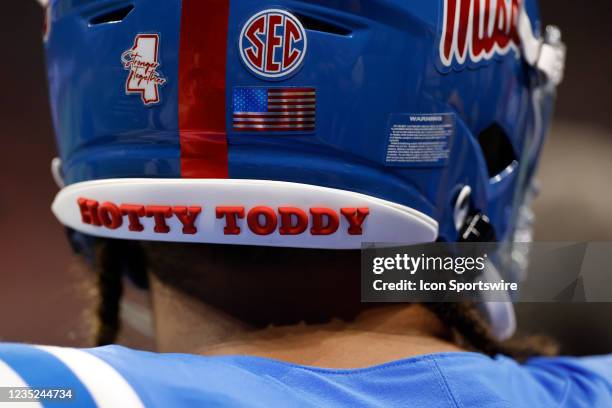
(232, 87), (316, 132)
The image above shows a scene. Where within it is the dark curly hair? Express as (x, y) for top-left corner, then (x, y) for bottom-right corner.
(89, 238), (557, 361)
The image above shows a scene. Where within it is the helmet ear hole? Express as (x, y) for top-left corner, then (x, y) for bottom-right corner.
(478, 124), (518, 178)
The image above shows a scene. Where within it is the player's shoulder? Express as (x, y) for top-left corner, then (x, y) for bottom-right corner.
(432, 352), (612, 408)
(523, 354), (612, 402)
(2, 344), (611, 408)
(0, 343), (145, 407)
(0, 343), (304, 407)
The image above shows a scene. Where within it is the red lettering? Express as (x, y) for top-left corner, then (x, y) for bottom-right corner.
(173, 206), (202, 235)
(216, 206), (245, 235)
(98, 202), (123, 230)
(441, 0), (521, 66)
(77, 197), (101, 226)
(145, 205), (172, 233)
(245, 15), (266, 69)
(278, 207), (308, 235)
(340, 208), (370, 235)
(247, 206), (277, 235)
(490, 0), (520, 49)
(265, 14), (282, 72)
(443, 0), (458, 61)
(120, 204), (145, 232)
(310, 208), (339, 235)
(456, 0), (471, 60)
(283, 19), (301, 68)
(74, 201), (370, 238)
(471, 0), (494, 57)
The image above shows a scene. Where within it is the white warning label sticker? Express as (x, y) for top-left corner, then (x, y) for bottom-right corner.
(384, 113), (454, 167)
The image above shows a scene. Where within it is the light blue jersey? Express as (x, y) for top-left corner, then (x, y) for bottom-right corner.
(0, 344), (610, 407)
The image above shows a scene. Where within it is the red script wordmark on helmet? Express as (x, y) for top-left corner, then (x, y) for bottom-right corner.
(77, 198), (369, 236)
(440, 0), (522, 68)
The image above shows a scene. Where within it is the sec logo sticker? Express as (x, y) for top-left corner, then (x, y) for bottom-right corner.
(239, 9), (307, 80)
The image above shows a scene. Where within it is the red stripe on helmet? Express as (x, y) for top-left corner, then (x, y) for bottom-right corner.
(179, 0), (229, 178)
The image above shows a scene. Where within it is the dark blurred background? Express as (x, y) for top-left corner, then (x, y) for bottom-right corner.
(1, 1), (611, 354)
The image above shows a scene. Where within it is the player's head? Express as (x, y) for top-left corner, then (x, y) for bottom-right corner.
(42, 0), (564, 353)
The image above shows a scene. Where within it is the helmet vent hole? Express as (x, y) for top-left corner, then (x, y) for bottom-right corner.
(477, 124), (518, 178)
(293, 13), (352, 36)
(89, 5), (134, 26)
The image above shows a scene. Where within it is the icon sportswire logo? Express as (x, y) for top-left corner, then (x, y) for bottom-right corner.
(121, 34), (167, 105)
(239, 9), (307, 80)
(439, 0), (522, 68)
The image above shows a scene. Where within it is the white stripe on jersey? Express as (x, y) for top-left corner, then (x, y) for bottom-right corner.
(0, 359), (43, 408)
(35, 346), (144, 408)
